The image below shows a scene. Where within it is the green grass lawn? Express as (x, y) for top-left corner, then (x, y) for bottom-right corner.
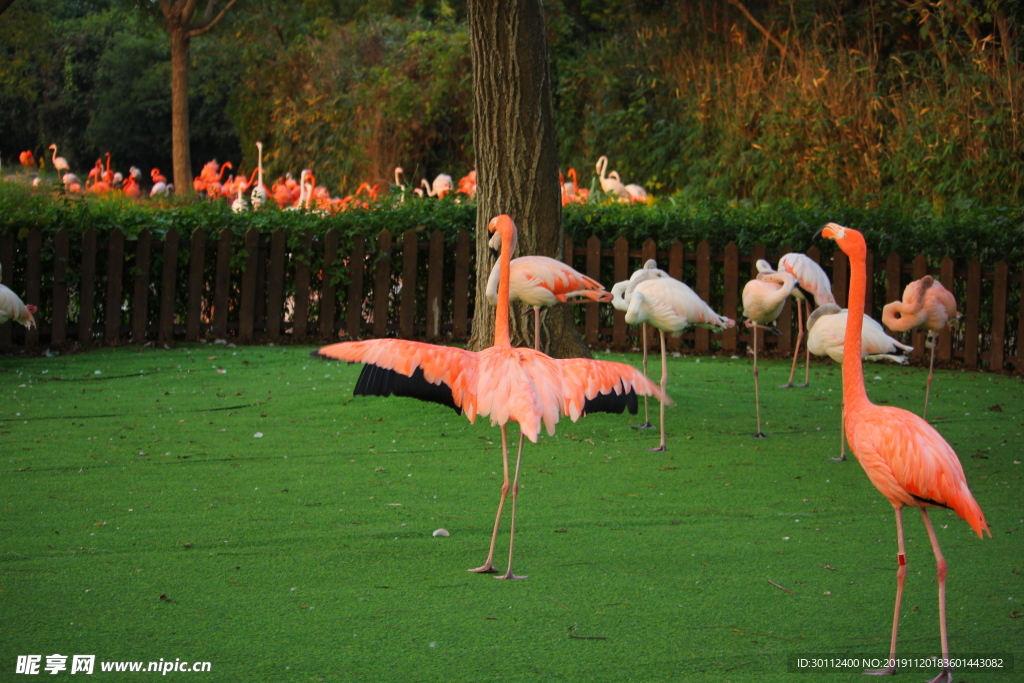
(1, 344), (1021, 682)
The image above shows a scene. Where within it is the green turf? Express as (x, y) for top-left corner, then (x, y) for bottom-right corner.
(1, 345), (1021, 682)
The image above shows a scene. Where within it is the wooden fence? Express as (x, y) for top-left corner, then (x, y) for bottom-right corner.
(1, 227), (1022, 372)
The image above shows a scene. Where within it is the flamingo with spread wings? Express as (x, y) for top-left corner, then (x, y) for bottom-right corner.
(315, 215), (668, 579)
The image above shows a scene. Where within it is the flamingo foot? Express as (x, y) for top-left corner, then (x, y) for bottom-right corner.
(829, 454), (847, 462)
(863, 666), (897, 676)
(778, 382), (794, 389)
(925, 666), (953, 683)
(635, 421), (655, 430)
(468, 564), (497, 574)
(495, 571), (527, 580)
(753, 431), (768, 438)
(648, 445), (666, 452)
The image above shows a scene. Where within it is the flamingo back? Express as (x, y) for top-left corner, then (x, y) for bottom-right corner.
(845, 404), (989, 537)
(486, 255), (609, 308)
(807, 306), (912, 363)
(627, 278), (734, 333)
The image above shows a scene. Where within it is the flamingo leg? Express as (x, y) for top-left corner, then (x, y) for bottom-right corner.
(468, 424), (510, 574)
(750, 323), (767, 437)
(924, 331), (937, 420)
(830, 399), (847, 462)
(865, 506), (906, 677)
(638, 323), (654, 429)
(781, 299), (803, 388)
(496, 431), (528, 580)
(920, 509), (953, 683)
(649, 329), (668, 451)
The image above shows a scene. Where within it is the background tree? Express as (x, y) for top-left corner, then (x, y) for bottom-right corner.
(466, 0), (588, 357)
(157, 0), (237, 195)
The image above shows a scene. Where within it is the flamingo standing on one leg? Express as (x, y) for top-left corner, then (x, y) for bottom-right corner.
(594, 156), (630, 202)
(805, 303), (914, 461)
(882, 276), (961, 420)
(624, 276), (735, 451)
(757, 253), (835, 387)
(485, 254), (612, 352)
(742, 270), (798, 437)
(251, 142), (269, 210)
(611, 260), (670, 428)
(315, 215), (668, 580)
(821, 223), (989, 683)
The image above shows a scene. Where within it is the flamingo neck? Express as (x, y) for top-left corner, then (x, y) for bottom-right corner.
(841, 239), (870, 410)
(492, 223), (513, 348)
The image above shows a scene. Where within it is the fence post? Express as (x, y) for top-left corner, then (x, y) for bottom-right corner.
(990, 261), (1008, 371)
(292, 230), (313, 338)
(585, 235), (602, 345)
(452, 231), (471, 340)
(400, 229), (418, 338)
(426, 230), (444, 340)
(832, 248), (848, 310)
(0, 232), (11, 347)
(239, 227), (260, 342)
(320, 228), (339, 341)
(212, 229), (232, 339)
(51, 228), (69, 345)
(613, 237), (629, 347)
(344, 234), (365, 339)
(131, 229), (151, 343)
(695, 241), (712, 352)
(642, 238), (656, 265)
(373, 229), (392, 338)
(105, 228), (124, 345)
(964, 258), (982, 368)
(158, 229), (179, 343)
(266, 228), (286, 340)
(187, 228), (206, 341)
(23, 229), (42, 347)
(79, 229), (96, 344)
(722, 242), (739, 352)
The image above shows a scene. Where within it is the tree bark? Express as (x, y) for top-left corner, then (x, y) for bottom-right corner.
(466, 0), (590, 358)
(168, 19), (193, 195)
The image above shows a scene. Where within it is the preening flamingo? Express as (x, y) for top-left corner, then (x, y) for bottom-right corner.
(594, 156), (630, 202)
(821, 223), (988, 683)
(882, 276), (961, 419)
(805, 303), (913, 461)
(608, 170), (648, 203)
(457, 170), (477, 199)
(742, 269), (798, 437)
(611, 260), (671, 427)
(19, 150), (36, 172)
(0, 266), (37, 329)
(420, 173), (453, 198)
(757, 253), (835, 387)
(48, 144), (70, 180)
(624, 275), (735, 451)
(315, 215), (668, 579)
(484, 254), (612, 352)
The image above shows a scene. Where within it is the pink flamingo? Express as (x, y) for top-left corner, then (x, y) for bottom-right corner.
(821, 223), (988, 683)
(315, 215), (668, 579)
(484, 253), (612, 352)
(757, 253), (836, 387)
(882, 276), (961, 419)
(742, 269), (798, 437)
(624, 275), (735, 451)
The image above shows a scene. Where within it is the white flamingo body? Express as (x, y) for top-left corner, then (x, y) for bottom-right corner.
(742, 270), (798, 437)
(595, 156), (630, 202)
(0, 267), (36, 329)
(807, 304), (912, 364)
(251, 141), (268, 210)
(48, 144), (70, 179)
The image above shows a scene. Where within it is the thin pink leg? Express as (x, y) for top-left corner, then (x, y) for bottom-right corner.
(649, 329), (668, 451)
(865, 507), (906, 676)
(920, 509), (953, 683)
(800, 301), (811, 386)
(638, 323), (654, 429)
(748, 323), (767, 437)
(830, 399), (846, 462)
(496, 431), (528, 580)
(533, 307), (542, 351)
(924, 332), (937, 420)
(468, 425), (510, 573)
(781, 299), (803, 388)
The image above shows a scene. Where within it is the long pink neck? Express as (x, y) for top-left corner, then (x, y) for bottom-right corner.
(841, 239), (870, 410)
(493, 223), (513, 348)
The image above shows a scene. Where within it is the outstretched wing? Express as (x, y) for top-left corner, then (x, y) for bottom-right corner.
(314, 340), (478, 416)
(557, 358), (670, 421)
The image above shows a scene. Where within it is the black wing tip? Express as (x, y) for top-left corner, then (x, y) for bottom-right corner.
(581, 383), (639, 417)
(354, 363), (463, 416)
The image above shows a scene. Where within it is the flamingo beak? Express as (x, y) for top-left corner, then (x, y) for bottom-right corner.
(818, 223), (845, 240)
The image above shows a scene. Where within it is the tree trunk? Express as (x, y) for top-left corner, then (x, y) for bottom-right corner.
(466, 0), (589, 358)
(168, 20), (193, 195)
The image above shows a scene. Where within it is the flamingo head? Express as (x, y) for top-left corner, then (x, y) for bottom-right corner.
(26, 304), (38, 314)
(487, 214), (517, 255)
(819, 222), (865, 258)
